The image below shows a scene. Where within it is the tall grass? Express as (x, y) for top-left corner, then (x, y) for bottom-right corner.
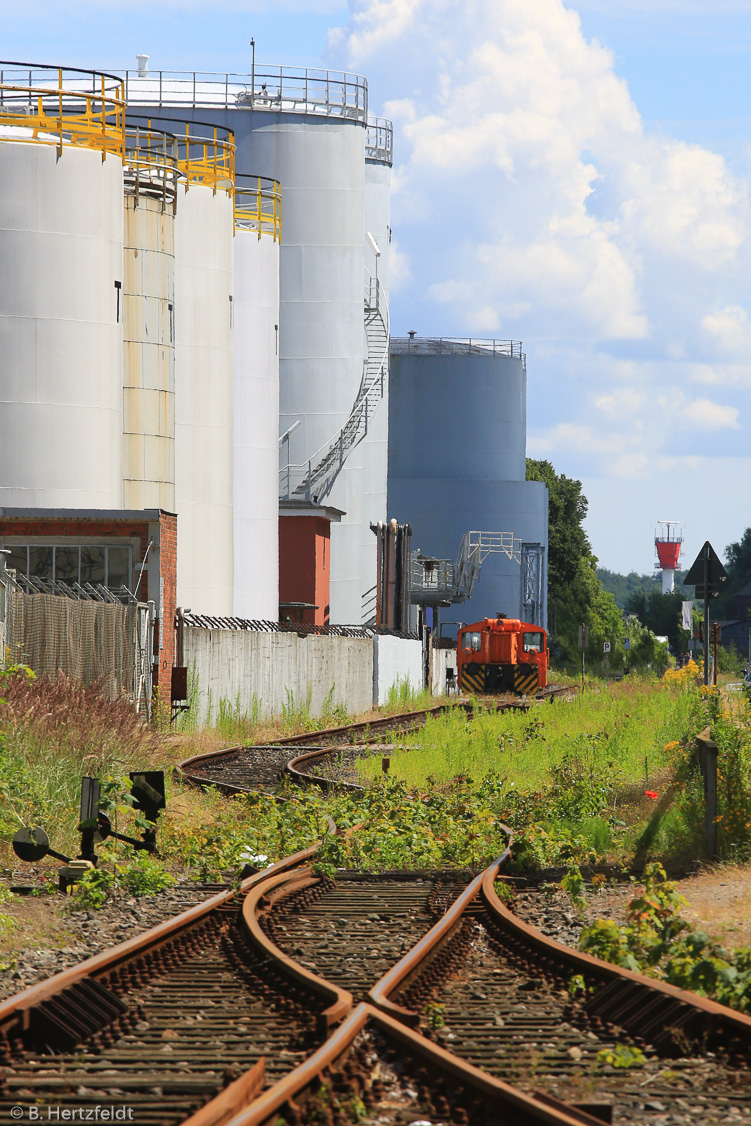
(0, 671), (162, 852)
(383, 677), (434, 715)
(359, 677), (698, 791)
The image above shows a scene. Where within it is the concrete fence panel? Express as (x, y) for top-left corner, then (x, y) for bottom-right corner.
(373, 635), (424, 707)
(184, 626), (374, 724)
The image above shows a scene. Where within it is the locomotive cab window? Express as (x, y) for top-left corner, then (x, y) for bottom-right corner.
(462, 631), (481, 651)
(522, 632), (544, 653)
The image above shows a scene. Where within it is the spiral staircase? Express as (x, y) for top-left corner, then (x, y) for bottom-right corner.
(279, 271), (389, 502)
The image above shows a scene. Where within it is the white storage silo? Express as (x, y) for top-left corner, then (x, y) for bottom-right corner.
(0, 64), (125, 508)
(359, 117), (392, 623)
(387, 337), (549, 631)
(122, 125), (178, 511)
(173, 125), (235, 615)
(124, 68), (377, 624)
(233, 175), (281, 620)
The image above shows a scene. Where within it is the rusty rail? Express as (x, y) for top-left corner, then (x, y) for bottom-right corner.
(368, 829), (513, 1024)
(241, 868), (353, 1030)
(481, 865), (751, 1052)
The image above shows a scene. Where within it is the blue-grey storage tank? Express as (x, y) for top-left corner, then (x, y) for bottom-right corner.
(387, 337), (548, 633)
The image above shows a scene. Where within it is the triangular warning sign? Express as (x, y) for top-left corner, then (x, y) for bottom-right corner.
(683, 541), (728, 595)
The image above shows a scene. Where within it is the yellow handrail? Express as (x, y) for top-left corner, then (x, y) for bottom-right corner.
(234, 176), (281, 241)
(176, 123), (235, 195)
(0, 71), (125, 161)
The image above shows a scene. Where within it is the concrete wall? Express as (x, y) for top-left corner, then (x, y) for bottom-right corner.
(373, 635), (423, 707)
(432, 645), (457, 696)
(184, 626), (374, 724)
(183, 627), (431, 722)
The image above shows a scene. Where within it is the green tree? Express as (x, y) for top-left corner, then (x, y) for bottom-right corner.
(526, 459), (624, 669)
(715, 527), (751, 618)
(526, 459), (590, 591)
(625, 588), (688, 654)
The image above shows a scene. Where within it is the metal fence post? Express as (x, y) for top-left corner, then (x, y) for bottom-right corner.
(696, 727), (718, 859)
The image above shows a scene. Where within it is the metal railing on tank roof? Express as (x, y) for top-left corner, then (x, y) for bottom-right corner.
(366, 117), (393, 165)
(391, 336), (526, 369)
(122, 67), (368, 122)
(124, 124), (179, 213)
(234, 175), (281, 241)
(0, 61), (125, 160)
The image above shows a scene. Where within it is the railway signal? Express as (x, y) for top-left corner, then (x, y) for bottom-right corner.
(11, 771), (166, 889)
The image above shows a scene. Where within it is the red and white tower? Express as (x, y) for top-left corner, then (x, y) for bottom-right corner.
(655, 520), (682, 594)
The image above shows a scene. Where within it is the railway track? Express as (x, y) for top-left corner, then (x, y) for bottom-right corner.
(177, 694), (561, 798)
(9, 695), (747, 1125)
(0, 849), (333, 1126)
(175, 703), (469, 797)
(368, 860), (751, 1125)
(258, 869), (478, 1002)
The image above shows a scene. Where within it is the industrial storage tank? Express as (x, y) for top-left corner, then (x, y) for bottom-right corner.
(124, 66), (382, 624)
(233, 174), (281, 620)
(359, 117), (392, 622)
(387, 337), (549, 631)
(0, 63), (125, 508)
(173, 124), (235, 615)
(122, 124), (178, 511)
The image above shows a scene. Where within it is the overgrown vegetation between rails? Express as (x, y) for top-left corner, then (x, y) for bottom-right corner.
(3, 662), (751, 936)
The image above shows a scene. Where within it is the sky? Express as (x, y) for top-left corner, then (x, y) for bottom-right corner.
(3, 0), (751, 576)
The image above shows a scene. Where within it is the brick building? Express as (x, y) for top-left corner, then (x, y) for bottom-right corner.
(0, 509), (177, 690)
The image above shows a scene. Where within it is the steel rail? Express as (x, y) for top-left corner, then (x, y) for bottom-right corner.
(263, 699), (472, 745)
(180, 1058), (265, 1126)
(284, 743), (368, 791)
(175, 701), (475, 799)
(0, 841), (320, 1034)
(221, 1001), (605, 1126)
(368, 829), (513, 1024)
(241, 868), (353, 1030)
(481, 864), (751, 1050)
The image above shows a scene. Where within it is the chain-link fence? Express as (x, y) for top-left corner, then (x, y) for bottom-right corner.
(1, 575), (152, 709)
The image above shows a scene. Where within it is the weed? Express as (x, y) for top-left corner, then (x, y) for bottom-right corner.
(117, 852), (175, 896)
(596, 1044), (646, 1069)
(384, 677), (433, 715)
(580, 862), (751, 1014)
(568, 974), (587, 998)
(560, 863), (587, 912)
(424, 1001), (447, 1029)
(69, 865), (113, 910)
(0, 672), (162, 854)
(494, 879), (515, 904)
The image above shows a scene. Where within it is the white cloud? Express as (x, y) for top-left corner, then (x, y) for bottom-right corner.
(594, 387), (645, 415)
(332, 0), (747, 344)
(681, 397), (740, 430)
(388, 238), (412, 292)
(701, 305), (751, 357)
(329, 0), (751, 571)
(528, 421), (625, 457)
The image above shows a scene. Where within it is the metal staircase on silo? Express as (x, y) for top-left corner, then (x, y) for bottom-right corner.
(279, 270), (389, 502)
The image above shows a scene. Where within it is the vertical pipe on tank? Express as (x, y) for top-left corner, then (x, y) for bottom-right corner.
(233, 177), (281, 620)
(360, 118), (392, 624)
(173, 130), (235, 615)
(122, 128), (177, 511)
